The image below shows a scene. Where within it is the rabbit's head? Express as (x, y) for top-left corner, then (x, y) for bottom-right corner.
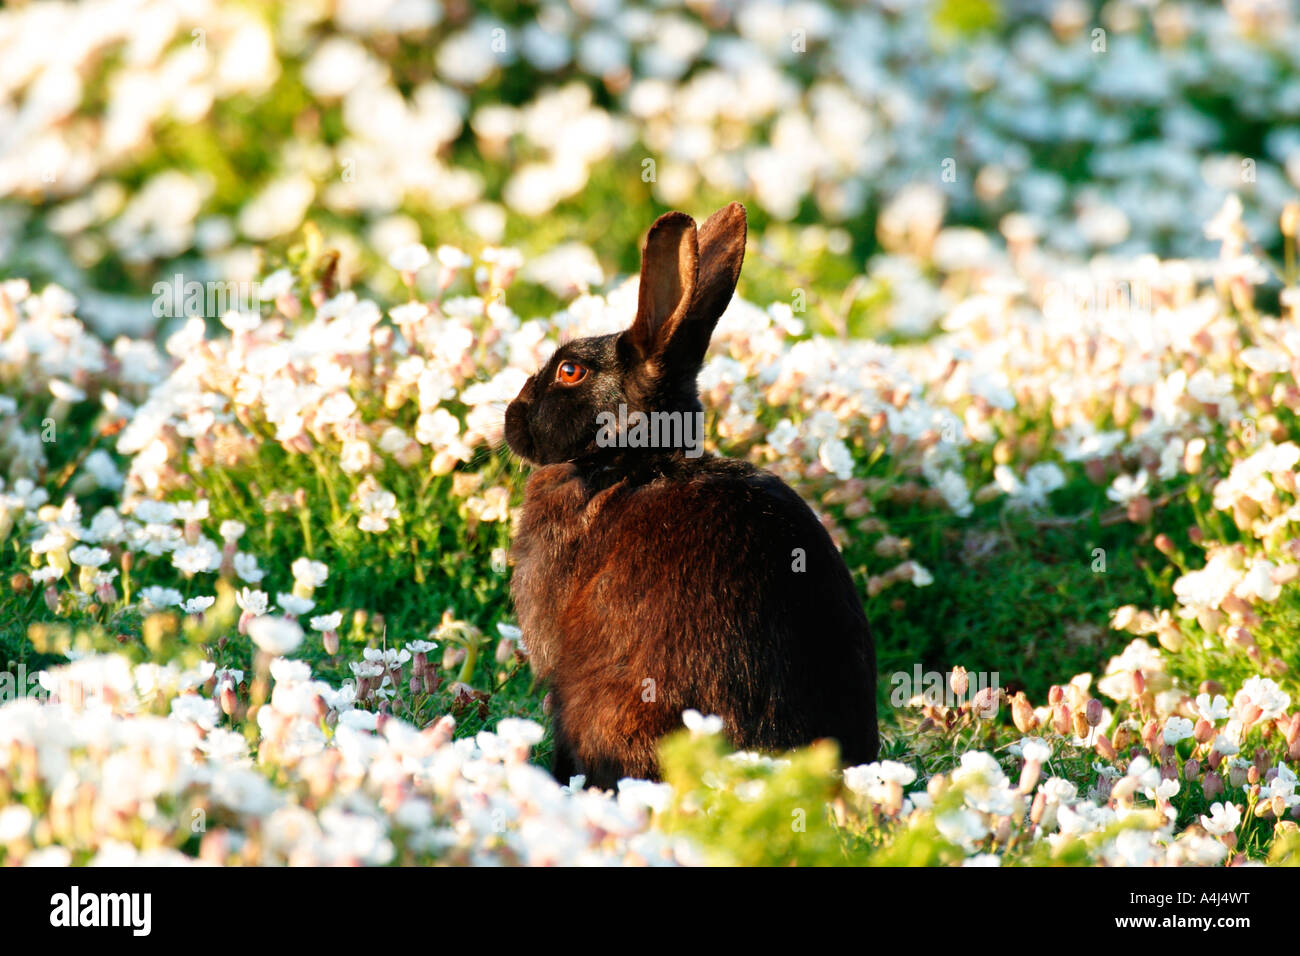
(505, 202), (747, 465)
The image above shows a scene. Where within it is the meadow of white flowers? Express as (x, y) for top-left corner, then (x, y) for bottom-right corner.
(3, 0), (1300, 332)
(3, 0), (1300, 866)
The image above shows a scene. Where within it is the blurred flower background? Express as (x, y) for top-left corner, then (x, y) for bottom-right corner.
(4, 0), (1300, 866)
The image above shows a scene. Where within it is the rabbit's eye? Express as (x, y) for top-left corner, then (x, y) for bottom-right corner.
(555, 360), (588, 385)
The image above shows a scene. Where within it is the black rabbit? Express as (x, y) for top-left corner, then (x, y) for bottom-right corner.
(505, 202), (878, 789)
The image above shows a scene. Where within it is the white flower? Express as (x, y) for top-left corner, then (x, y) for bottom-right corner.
(1211, 735), (1240, 757)
(311, 612), (343, 632)
(248, 617), (303, 656)
(935, 808), (988, 850)
(32, 566), (65, 584)
(496, 718), (545, 748)
(817, 438), (854, 480)
(389, 243), (431, 273)
(766, 419), (800, 456)
(1106, 471), (1149, 505)
(180, 596), (216, 615)
(1020, 738), (1052, 763)
(905, 561), (934, 587)
(170, 694), (219, 730)
(1199, 802), (1241, 836)
(1195, 693), (1230, 722)
(1163, 716), (1194, 745)
(236, 588), (270, 615)
(234, 553), (265, 583)
(1236, 676), (1290, 721)
(69, 546), (110, 568)
(277, 594), (316, 616)
(172, 540), (221, 575)
(140, 586), (184, 609)
(1237, 561), (1282, 603)
(436, 245), (473, 270)
(0, 805), (34, 842)
(682, 710), (724, 736)
(291, 558), (329, 589)
(259, 268), (294, 300)
(842, 760), (918, 797)
(618, 779), (674, 814)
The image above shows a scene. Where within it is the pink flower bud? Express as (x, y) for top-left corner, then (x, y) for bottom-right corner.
(1202, 771), (1224, 801)
(971, 686), (1001, 720)
(1019, 759), (1042, 794)
(1030, 791), (1046, 826)
(1227, 626), (1255, 651)
(220, 684), (237, 716)
(1142, 718), (1161, 751)
(1011, 692), (1038, 733)
(425, 714), (455, 748)
(1085, 698), (1104, 727)
(1053, 704), (1071, 736)
(1113, 724), (1131, 751)
(1095, 733), (1116, 761)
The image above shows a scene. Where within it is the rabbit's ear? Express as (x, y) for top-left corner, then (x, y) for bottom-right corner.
(666, 202), (746, 369)
(628, 211), (698, 361)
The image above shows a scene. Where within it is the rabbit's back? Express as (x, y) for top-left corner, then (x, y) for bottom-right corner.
(512, 456), (878, 786)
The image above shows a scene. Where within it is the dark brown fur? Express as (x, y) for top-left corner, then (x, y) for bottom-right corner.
(506, 203), (878, 789)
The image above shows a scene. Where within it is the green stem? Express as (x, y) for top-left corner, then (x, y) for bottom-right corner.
(298, 509), (314, 555)
(457, 634), (480, 685)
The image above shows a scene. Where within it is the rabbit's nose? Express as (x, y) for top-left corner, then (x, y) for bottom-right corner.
(517, 375), (537, 402)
